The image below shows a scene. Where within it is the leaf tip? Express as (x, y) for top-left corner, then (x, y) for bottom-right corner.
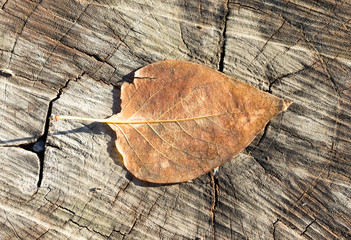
(282, 99), (293, 111)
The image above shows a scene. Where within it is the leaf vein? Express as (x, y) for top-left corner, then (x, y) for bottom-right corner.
(157, 81), (219, 120)
(116, 125), (159, 177)
(129, 76), (183, 118)
(146, 123), (205, 172)
(129, 125), (186, 170)
(175, 121), (231, 150)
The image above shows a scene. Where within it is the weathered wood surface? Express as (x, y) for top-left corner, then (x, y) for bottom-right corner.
(0, 0), (350, 239)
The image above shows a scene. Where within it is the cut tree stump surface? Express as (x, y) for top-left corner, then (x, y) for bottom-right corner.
(1, 0), (350, 239)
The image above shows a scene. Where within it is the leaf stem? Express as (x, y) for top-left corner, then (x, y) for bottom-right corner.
(55, 100), (293, 125)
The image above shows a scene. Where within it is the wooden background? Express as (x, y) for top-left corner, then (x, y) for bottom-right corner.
(1, 0), (350, 239)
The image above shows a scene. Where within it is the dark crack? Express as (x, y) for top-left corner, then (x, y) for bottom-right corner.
(180, 26), (191, 54)
(122, 194), (164, 238)
(35, 229), (50, 240)
(300, 219), (316, 236)
(7, 0), (43, 69)
(42, 187), (112, 238)
(218, 0), (230, 72)
(252, 20), (286, 63)
(89, 52), (105, 62)
(279, 127), (315, 149)
(0, 69), (13, 77)
(34, 4), (88, 82)
(110, 229), (126, 238)
(256, 121), (271, 146)
(112, 178), (131, 205)
(44, 192), (76, 217)
(1, 0), (9, 9)
(122, 214), (140, 239)
(36, 72), (85, 187)
(18, 142), (36, 152)
(76, 189), (97, 222)
(69, 219), (110, 238)
(209, 1), (228, 236)
(250, 155), (283, 184)
(272, 219), (279, 240)
(5, 212), (21, 240)
(321, 60), (341, 97)
(268, 60), (320, 93)
(210, 171), (219, 240)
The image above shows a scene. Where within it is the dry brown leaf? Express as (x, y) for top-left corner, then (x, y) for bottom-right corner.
(56, 60), (291, 183)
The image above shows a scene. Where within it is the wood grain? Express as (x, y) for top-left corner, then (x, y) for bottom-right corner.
(0, 0), (350, 239)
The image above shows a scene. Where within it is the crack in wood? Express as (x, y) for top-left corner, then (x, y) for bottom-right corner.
(36, 72), (85, 187)
(251, 20), (287, 63)
(43, 188), (115, 238)
(248, 154), (292, 192)
(255, 121), (271, 146)
(1, 0), (9, 9)
(300, 218), (316, 236)
(5, 211), (21, 240)
(272, 219), (279, 240)
(44, 195), (76, 218)
(124, 193), (164, 237)
(69, 219), (110, 238)
(319, 57), (341, 97)
(7, 0), (43, 69)
(268, 60), (320, 93)
(229, 3), (275, 19)
(34, 5), (89, 82)
(160, 187), (180, 234)
(75, 193), (96, 223)
(1, 0), (349, 238)
(111, 178), (131, 205)
(279, 127), (315, 149)
(35, 229), (50, 240)
(210, 171), (219, 240)
(179, 24), (192, 54)
(110, 229), (126, 238)
(218, 0), (229, 72)
(0, 69), (13, 77)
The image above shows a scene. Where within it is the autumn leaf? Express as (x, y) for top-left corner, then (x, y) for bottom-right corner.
(56, 60), (292, 183)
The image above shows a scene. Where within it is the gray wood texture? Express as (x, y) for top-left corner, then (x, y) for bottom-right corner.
(1, 0), (350, 239)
